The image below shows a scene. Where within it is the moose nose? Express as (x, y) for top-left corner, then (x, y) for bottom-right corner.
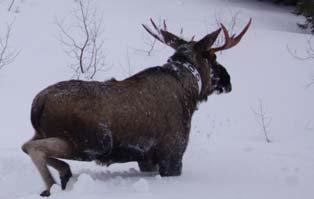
(225, 84), (232, 93)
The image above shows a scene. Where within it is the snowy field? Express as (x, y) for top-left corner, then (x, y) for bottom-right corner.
(0, 0), (314, 198)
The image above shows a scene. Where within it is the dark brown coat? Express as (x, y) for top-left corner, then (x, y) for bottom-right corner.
(31, 65), (199, 164)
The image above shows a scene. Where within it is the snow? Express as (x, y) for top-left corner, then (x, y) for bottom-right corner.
(132, 178), (149, 193)
(1, 0), (314, 198)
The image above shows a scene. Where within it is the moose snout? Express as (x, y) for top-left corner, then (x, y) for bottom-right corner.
(224, 84), (232, 93)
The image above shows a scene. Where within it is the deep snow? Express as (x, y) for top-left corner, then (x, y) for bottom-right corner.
(0, 0), (314, 198)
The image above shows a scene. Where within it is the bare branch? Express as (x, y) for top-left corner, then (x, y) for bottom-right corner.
(0, 21), (19, 70)
(145, 38), (157, 56)
(126, 47), (131, 76)
(305, 76), (314, 89)
(287, 35), (314, 60)
(8, 0), (16, 12)
(56, 0), (106, 80)
(251, 100), (272, 143)
(78, 0), (90, 74)
(56, 20), (81, 49)
(134, 18), (173, 56)
(287, 36), (314, 88)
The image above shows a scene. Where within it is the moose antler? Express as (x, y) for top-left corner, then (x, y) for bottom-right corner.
(142, 18), (168, 43)
(142, 18), (186, 49)
(211, 18), (252, 53)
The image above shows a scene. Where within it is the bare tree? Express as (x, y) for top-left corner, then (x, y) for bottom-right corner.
(306, 76), (314, 88)
(144, 37), (157, 56)
(251, 100), (272, 143)
(287, 36), (314, 60)
(125, 47), (132, 76)
(287, 36), (314, 87)
(8, 0), (16, 12)
(0, 22), (19, 70)
(133, 35), (158, 56)
(7, 0), (22, 13)
(57, 0), (106, 79)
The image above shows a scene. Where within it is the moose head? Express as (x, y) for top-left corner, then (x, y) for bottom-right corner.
(143, 18), (251, 99)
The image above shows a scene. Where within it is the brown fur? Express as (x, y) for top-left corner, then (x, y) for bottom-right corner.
(32, 67), (198, 162)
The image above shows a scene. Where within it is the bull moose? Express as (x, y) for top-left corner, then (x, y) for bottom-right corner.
(22, 18), (251, 196)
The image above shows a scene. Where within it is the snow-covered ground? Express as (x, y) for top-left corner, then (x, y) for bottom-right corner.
(0, 0), (313, 198)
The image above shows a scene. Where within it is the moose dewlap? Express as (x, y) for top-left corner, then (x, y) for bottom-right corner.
(22, 18), (251, 197)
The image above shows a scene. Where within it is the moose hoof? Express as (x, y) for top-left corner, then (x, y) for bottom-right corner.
(61, 172), (72, 190)
(40, 190), (51, 197)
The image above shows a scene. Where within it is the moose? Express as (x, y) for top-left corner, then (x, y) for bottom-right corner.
(22, 18), (251, 196)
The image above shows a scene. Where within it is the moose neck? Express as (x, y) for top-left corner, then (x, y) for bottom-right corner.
(169, 60), (202, 95)
(163, 59), (205, 106)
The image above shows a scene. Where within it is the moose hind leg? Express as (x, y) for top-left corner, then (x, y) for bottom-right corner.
(22, 137), (74, 197)
(47, 158), (72, 190)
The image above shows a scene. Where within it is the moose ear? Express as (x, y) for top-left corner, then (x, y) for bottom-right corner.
(160, 30), (187, 49)
(194, 28), (221, 52)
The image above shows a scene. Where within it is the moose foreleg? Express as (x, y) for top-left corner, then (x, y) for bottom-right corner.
(22, 137), (74, 197)
(138, 159), (159, 172)
(159, 157), (183, 177)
